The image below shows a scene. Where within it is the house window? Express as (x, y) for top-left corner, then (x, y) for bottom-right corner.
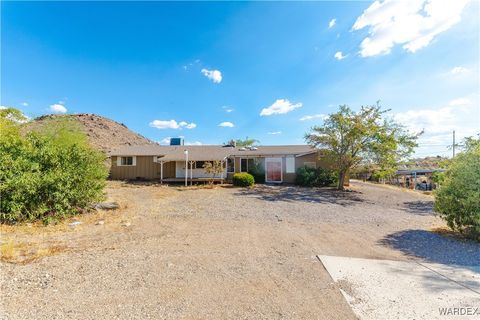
(304, 162), (316, 169)
(118, 156), (135, 166)
(227, 158), (234, 173)
(240, 158), (248, 172)
(195, 161), (207, 169)
(286, 156), (295, 173)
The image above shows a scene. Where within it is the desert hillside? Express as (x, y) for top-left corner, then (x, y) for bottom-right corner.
(25, 113), (155, 153)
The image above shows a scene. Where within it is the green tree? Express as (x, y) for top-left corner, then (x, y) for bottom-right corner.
(0, 110), (108, 223)
(202, 160), (225, 184)
(305, 104), (418, 190)
(225, 137), (259, 147)
(434, 136), (480, 239)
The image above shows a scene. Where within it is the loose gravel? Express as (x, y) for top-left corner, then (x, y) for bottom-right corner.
(1, 180), (477, 319)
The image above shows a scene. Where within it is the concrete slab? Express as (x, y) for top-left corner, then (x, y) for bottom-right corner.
(319, 255), (480, 320)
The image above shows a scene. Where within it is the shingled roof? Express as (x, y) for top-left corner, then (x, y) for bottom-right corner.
(109, 144), (316, 161)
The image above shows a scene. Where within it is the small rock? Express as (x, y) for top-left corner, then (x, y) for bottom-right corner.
(95, 220), (105, 225)
(121, 221), (131, 227)
(69, 221), (82, 227)
(94, 202), (120, 210)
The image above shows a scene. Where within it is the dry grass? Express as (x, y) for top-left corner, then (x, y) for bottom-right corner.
(430, 226), (477, 242)
(1, 240), (67, 264)
(350, 180), (434, 198)
(0, 180), (178, 264)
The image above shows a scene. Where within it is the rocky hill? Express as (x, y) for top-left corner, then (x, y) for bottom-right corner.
(26, 114), (155, 153)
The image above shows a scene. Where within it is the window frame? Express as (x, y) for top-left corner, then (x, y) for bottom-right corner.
(240, 158), (249, 172)
(285, 156), (295, 173)
(226, 158), (235, 173)
(117, 156), (136, 166)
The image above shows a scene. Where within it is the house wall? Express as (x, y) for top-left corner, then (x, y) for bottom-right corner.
(231, 152), (349, 185)
(110, 152), (349, 185)
(110, 156), (175, 180)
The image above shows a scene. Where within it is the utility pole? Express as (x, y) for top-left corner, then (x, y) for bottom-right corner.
(452, 130), (456, 158)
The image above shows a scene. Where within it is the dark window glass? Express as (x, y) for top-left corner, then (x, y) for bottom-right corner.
(227, 158), (234, 172)
(241, 159), (248, 172)
(247, 159), (255, 171)
(196, 161), (206, 169)
(122, 157), (133, 165)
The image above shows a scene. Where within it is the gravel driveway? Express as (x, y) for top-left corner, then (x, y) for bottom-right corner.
(1, 180), (478, 319)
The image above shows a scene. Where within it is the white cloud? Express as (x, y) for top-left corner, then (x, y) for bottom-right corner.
(0, 106), (6, 110)
(394, 96), (479, 156)
(299, 114), (328, 121)
(49, 103), (67, 113)
(201, 68), (222, 83)
(450, 66), (469, 75)
(449, 97), (470, 106)
(329, 18), (336, 28)
(352, 0), (470, 57)
(218, 121), (234, 128)
(21, 102), (29, 107)
(149, 119), (196, 130)
(260, 99), (302, 116)
(159, 137), (171, 145)
(268, 131), (282, 135)
(222, 106), (234, 113)
(179, 121), (196, 129)
(334, 51), (346, 60)
(185, 141), (202, 146)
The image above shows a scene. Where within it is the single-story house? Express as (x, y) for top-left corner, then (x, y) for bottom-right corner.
(109, 142), (332, 184)
(395, 169), (446, 190)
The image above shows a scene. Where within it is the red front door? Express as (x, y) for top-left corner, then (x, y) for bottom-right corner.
(265, 158), (282, 182)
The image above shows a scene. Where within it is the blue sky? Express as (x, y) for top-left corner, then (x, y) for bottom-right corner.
(2, 0), (479, 157)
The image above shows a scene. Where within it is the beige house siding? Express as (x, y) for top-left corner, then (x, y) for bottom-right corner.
(109, 150), (349, 185)
(110, 156), (175, 180)
(230, 153), (326, 183)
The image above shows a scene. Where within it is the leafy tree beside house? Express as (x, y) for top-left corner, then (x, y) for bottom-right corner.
(305, 104), (418, 190)
(0, 108), (108, 224)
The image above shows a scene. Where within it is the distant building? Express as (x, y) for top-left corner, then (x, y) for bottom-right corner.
(395, 169), (446, 191)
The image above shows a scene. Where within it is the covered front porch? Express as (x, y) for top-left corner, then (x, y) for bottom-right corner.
(154, 148), (234, 185)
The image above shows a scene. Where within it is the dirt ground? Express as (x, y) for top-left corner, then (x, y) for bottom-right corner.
(1, 180), (474, 319)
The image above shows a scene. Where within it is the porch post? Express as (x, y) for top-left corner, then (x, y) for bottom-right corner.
(184, 150), (188, 187)
(221, 159), (224, 182)
(190, 161), (195, 186)
(160, 161), (164, 184)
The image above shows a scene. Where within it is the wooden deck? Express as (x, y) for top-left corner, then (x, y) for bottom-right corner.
(161, 177), (226, 184)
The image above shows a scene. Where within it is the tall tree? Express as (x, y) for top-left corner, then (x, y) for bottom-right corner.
(234, 137), (259, 147)
(305, 104), (418, 190)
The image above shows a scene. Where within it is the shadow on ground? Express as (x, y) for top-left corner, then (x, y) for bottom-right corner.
(402, 200), (435, 216)
(235, 185), (366, 207)
(379, 229), (480, 266)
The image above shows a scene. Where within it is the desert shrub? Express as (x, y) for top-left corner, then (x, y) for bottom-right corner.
(232, 172), (255, 187)
(0, 113), (108, 223)
(296, 166), (337, 187)
(434, 137), (480, 240)
(202, 160), (225, 184)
